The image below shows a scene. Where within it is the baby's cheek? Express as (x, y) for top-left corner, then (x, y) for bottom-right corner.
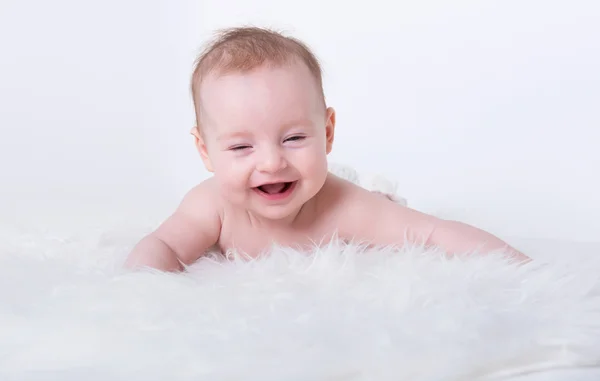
(213, 163), (242, 185)
(299, 147), (327, 169)
(221, 170), (247, 188)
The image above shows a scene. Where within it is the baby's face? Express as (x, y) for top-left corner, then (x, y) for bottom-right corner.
(196, 61), (335, 222)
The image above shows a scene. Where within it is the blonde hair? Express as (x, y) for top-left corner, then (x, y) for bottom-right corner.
(190, 26), (325, 128)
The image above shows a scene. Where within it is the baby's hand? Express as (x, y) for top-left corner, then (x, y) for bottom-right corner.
(124, 180), (222, 272)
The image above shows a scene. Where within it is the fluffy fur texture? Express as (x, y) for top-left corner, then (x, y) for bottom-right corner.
(1, 221), (600, 381)
(1, 164), (599, 380)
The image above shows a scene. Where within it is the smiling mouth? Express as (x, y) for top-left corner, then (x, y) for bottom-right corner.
(255, 181), (295, 195)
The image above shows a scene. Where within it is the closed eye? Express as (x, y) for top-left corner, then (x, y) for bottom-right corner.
(229, 145), (251, 151)
(284, 135), (306, 142)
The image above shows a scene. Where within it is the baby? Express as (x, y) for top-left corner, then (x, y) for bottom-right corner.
(124, 27), (529, 272)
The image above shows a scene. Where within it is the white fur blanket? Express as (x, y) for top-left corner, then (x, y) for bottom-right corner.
(1, 222), (600, 381)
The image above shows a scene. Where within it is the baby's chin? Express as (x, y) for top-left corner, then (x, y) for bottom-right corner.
(247, 203), (305, 223)
(249, 192), (310, 219)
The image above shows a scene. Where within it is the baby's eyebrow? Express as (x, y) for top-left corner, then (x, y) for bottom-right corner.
(281, 118), (314, 129)
(215, 119), (314, 142)
(217, 131), (251, 142)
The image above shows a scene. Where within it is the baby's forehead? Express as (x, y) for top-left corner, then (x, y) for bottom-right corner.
(205, 111), (318, 138)
(202, 75), (321, 119)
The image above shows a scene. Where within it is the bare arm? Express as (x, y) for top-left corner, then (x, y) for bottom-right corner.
(422, 219), (530, 262)
(344, 185), (530, 263)
(124, 181), (222, 272)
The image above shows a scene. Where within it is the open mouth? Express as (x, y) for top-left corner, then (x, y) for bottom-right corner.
(255, 181), (296, 195)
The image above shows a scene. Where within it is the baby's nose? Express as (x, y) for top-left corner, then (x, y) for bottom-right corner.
(256, 148), (287, 173)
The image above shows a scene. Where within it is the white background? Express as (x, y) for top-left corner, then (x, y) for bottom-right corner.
(1, 0), (599, 243)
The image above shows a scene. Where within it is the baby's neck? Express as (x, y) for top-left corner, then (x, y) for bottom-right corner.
(246, 197), (319, 231)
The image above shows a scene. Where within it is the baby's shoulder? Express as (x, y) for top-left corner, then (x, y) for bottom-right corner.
(322, 173), (382, 202)
(320, 173), (411, 228)
(177, 177), (224, 218)
(317, 174), (381, 220)
(186, 176), (219, 197)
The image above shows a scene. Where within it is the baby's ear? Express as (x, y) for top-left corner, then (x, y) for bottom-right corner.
(190, 126), (214, 172)
(325, 107), (336, 154)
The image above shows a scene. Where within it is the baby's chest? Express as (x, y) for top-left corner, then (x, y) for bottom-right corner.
(217, 218), (342, 257)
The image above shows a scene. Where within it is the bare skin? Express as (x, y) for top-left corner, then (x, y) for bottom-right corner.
(124, 60), (530, 272)
(125, 173), (529, 272)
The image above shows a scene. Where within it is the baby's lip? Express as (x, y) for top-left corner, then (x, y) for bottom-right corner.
(253, 180), (297, 188)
